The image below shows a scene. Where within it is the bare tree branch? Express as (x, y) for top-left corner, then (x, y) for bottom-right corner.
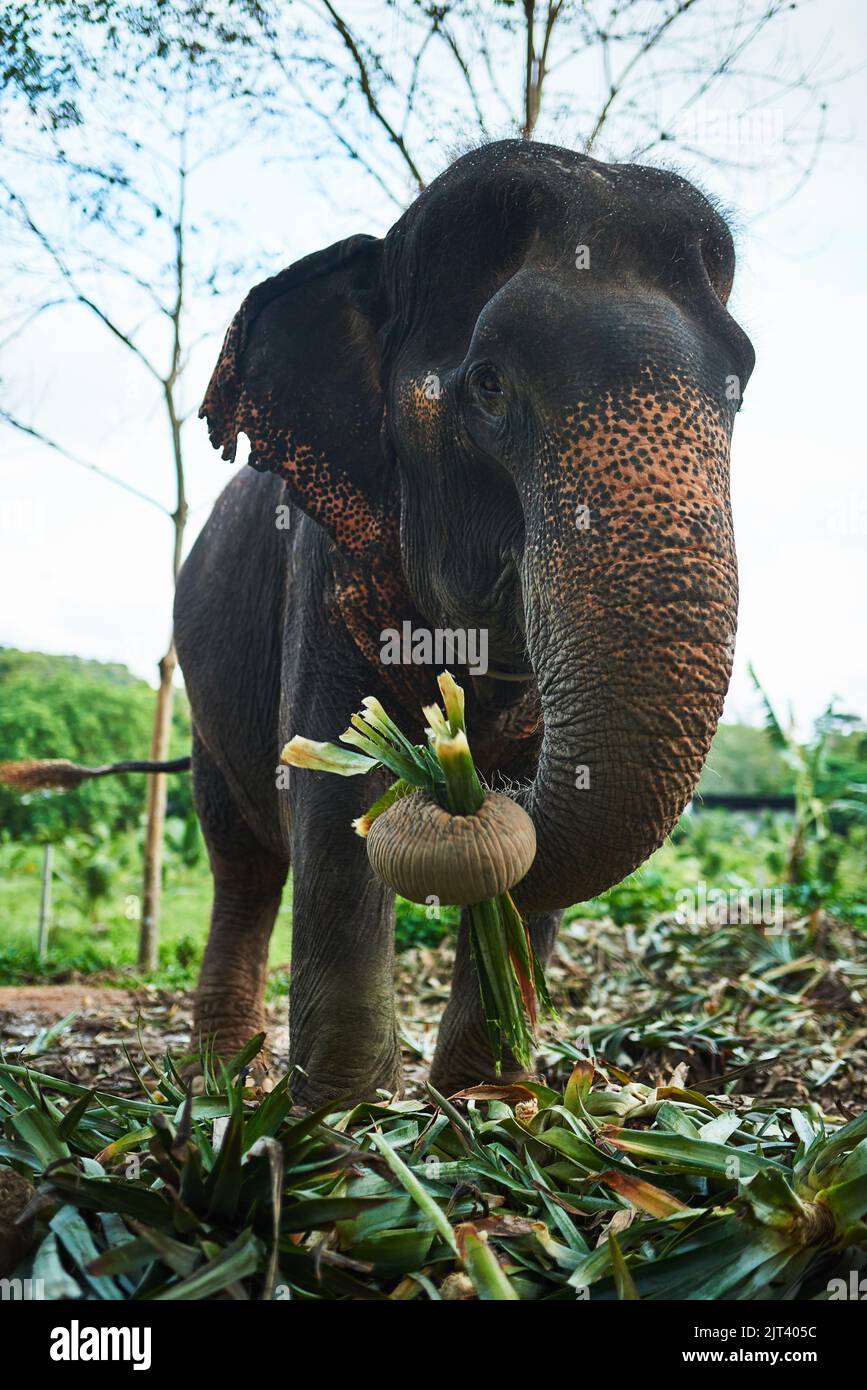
(0, 178), (164, 385)
(319, 0), (426, 190)
(584, 0), (699, 154)
(0, 407), (169, 513)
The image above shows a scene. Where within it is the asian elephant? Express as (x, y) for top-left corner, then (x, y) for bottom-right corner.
(173, 138), (755, 1105)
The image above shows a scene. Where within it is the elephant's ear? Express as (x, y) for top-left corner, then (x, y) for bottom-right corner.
(200, 234), (390, 559)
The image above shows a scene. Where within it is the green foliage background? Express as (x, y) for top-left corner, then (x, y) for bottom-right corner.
(0, 647), (807, 836)
(0, 647), (194, 840)
(0, 648), (864, 988)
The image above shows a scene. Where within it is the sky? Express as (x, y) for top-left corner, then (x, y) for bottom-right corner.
(1, 0), (865, 738)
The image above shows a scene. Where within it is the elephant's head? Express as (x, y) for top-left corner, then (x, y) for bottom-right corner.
(202, 139), (754, 914)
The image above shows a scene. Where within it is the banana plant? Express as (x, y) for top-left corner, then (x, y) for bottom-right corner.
(749, 665), (866, 887)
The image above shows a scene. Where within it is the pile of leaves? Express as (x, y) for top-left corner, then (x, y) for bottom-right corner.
(2, 1031), (867, 1301)
(537, 910), (867, 1109)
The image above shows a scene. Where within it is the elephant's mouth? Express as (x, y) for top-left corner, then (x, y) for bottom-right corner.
(469, 662), (537, 718)
(476, 556), (530, 677)
(484, 665), (535, 682)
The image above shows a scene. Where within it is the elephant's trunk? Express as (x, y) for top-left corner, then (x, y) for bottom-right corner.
(513, 359), (738, 914)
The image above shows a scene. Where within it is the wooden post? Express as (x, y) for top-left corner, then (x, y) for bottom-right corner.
(38, 843), (54, 960)
(139, 641), (177, 972)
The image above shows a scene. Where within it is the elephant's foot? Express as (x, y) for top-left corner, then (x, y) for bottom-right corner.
(289, 1019), (403, 1110)
(429, 1030), (535, 1099)
(191, 991), (272, 1087)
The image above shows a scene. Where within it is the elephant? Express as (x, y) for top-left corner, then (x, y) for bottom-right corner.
(173, 138), (755, 1105)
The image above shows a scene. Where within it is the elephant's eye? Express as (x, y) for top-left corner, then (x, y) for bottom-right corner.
(467, 363), (505, 404)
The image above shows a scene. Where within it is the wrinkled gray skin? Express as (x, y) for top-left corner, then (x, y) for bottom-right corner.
(174, 140), (754, 1104)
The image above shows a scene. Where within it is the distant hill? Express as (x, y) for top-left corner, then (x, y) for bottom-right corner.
(0, 649), (146, 688)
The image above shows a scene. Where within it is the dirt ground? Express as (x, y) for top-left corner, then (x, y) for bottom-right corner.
(2, 915), (866, 1110)
(0, 984), (289, 1094)
(0, 951), (449, 1095)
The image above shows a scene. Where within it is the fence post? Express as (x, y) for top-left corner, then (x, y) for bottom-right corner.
(37, 844), (54, 960)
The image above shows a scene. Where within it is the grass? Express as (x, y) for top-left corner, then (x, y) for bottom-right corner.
(0, 853), (292, 990)
(0, 844), (451, 992)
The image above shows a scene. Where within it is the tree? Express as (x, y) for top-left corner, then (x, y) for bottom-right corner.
(252, 0), (836, 213)
(0, 648), (193, 842)
(0, 2), (262, 967)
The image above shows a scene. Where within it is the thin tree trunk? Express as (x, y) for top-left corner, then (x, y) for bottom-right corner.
(139, 641), (177, 971)
(521, 0), (560, 140)
(522, 0), (536, 138)
(38, 843), (54, 960)
(137, 148), (189, 974)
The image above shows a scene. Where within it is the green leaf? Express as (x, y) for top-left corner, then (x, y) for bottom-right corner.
(437, 671), (466, 735)
(224, 1033), (268, 1080)
(601, 1128), (782, 1178)
(281, 736), (378, 776)
(341, 721), (423, 785)
(8, 1105), (70, 1167)
(748, 664), (790, 752)
(244, 1075), (292, 1148)
(204, 1077), (243, 1223)
(57, 1089), (97, 1142)
(47, 1172), (170, 1224)
(95, 1125), (156, 1164)
(124, 1219), (201, 1276)
(22, 1011), (80, 1057)
(737, 1167), (804, 1228)
(456, 1224), (519, 1300)
(371, 1132), (458, 1254)
(656, 1102), (702, 1138)
(821, 1173), (867, 1234)
(634, 1223), (790, 1301)
(564, 1061), (595, 1118)
(354, 778), (415, 837)
(282, 1197), (389, 1233)
(86, 1237), (159, 1278)
(433, 729), (486, 814)
(150, 1230), (262, 1301)
(31, 1231), (83, 1300)
(698, 1113), (743, 1144)
(351, 1227), (435, 1277)
(609, 1231), (639, 1300)
(50, 1204), (123, 1300)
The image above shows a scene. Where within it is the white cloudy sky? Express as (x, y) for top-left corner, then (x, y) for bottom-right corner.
(0, 0), (864, 737)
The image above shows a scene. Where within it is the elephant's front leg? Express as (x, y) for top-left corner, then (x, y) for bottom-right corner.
(289, 775), (402, 1107)
(430, 910), (561, 1096)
